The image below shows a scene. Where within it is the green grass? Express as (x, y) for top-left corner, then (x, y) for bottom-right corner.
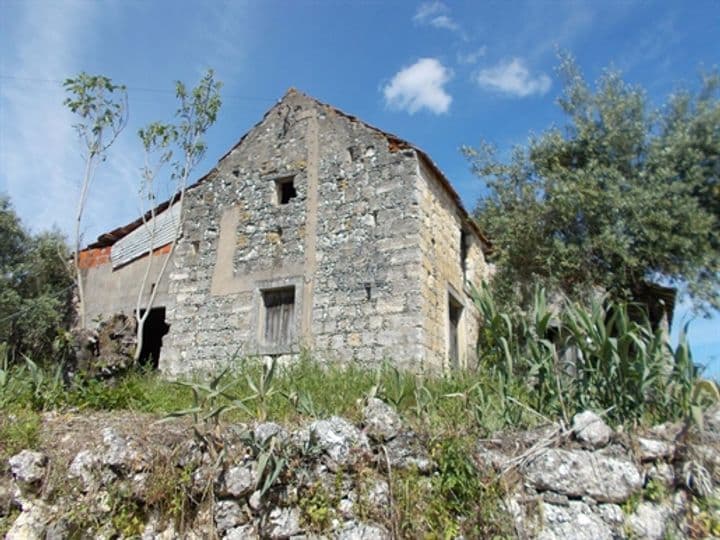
(0, 286), (715, 440)
(0, 407), (41, 466)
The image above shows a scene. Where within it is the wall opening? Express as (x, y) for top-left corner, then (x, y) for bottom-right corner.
(262, 286), (295, 346)
(138, 307), (170, 370)
(275, 176), (297, 205)
(460, 229), (469, 281)
(448, 295), (463, 369)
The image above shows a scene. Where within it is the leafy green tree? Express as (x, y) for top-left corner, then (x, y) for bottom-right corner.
(465, 55), (720, 314)
(63, 73), (128, 327)
(0, 196), (73, 363)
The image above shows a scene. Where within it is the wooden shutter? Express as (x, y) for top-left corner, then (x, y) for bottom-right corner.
(263, 288), (295, 345)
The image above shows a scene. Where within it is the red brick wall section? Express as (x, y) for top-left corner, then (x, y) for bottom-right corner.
(78, 243), (172, 269)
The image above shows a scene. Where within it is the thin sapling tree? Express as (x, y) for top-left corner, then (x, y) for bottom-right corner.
(64, 74), (128, 327)
(134, 70), (222, 363)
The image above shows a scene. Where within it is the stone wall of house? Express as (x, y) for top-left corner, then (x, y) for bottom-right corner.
(416, 160), (490, 369)
(161, 90), (425, 374)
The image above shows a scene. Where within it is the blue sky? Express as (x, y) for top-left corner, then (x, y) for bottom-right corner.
(0, 0), (718, 376)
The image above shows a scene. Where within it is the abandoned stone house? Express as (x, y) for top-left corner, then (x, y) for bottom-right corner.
(78, 89), (492, 375)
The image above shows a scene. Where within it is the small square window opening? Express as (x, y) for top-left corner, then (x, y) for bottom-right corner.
(275, 176), (297, 205)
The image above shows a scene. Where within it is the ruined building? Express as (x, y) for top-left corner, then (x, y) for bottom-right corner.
(78, 90), (492, 375)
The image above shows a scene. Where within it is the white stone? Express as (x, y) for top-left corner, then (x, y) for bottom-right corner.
(337, 521), (390, 540)
(214, 500), (245, 534)
(310, 416), (369, 465)
(626, 502), (671, 540)
(538, 501), (615, 540)
(221, 465), (256, 498)
(637, 437), (674, 461)
(523, 449), (642, 503)
(573, 411), (613, 448)
(362, 398), (402, 442)
(9, 450), (47, 487)
(265, 506), (301, 539)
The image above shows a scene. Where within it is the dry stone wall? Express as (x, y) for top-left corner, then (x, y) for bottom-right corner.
(4, 406), (719, 539)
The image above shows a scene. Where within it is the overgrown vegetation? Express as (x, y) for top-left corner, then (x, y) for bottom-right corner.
(1, 286), (718, 538)
(1, 288), (714, 433)
(0, 199), (73, 364)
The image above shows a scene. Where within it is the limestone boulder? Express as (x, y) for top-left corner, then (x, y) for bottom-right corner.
(9, 450), (47, 490)
(263, 506), (301, 539)
(214, 500), (246, 534)
(219, 464), (256, 498)
(523, 448), (642, 503)
(637, 437), (675, 461)
(337, 521), (391, 540)
(626, 502), (672, 540)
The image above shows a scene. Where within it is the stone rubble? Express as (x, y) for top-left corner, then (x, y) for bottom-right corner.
(2, 406), (719, 539)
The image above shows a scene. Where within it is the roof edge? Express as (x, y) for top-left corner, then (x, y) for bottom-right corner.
(84, 88), (492, 252)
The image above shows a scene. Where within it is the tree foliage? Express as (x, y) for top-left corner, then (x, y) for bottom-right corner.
(0, 196), (73, 363)
(465, 55), (720, 313)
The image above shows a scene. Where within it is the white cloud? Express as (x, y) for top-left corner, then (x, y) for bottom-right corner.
(413, 1), (446, 23)
(457, 46), (487, 65)
(413, 1), (461, 34)
(383, 58), (453, 115)
(428, 15), (459, 32)
(475, 58), (551, 97)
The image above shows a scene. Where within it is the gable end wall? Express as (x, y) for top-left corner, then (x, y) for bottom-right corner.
(160, 92), (426, 374)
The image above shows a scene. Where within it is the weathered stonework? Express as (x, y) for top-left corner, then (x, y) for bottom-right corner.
(79, 90), (491, 374)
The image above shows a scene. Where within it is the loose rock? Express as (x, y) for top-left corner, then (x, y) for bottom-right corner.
(337, 520), (391, 540)
(626, 502), (671, 540)
(9, 450), (47, 488)
(362, 398), (402, 442)
(573, 411), (613, 449)
(637, 437), (675, 461)
(537, 501), (616, 540)
(220, 464), (256, 498)
(524, 448), (642, 503)
(215, 500), (246, 534)
(264, 506), (301, 539)
(310, 416), (369, 466)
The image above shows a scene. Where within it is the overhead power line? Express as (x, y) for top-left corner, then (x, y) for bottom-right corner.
(0, 75), (274, 104)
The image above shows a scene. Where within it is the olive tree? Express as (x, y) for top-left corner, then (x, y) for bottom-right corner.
(465, 54), (720, 314)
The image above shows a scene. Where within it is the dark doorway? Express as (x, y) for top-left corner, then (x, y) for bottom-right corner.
(138, 307), (170, 369)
